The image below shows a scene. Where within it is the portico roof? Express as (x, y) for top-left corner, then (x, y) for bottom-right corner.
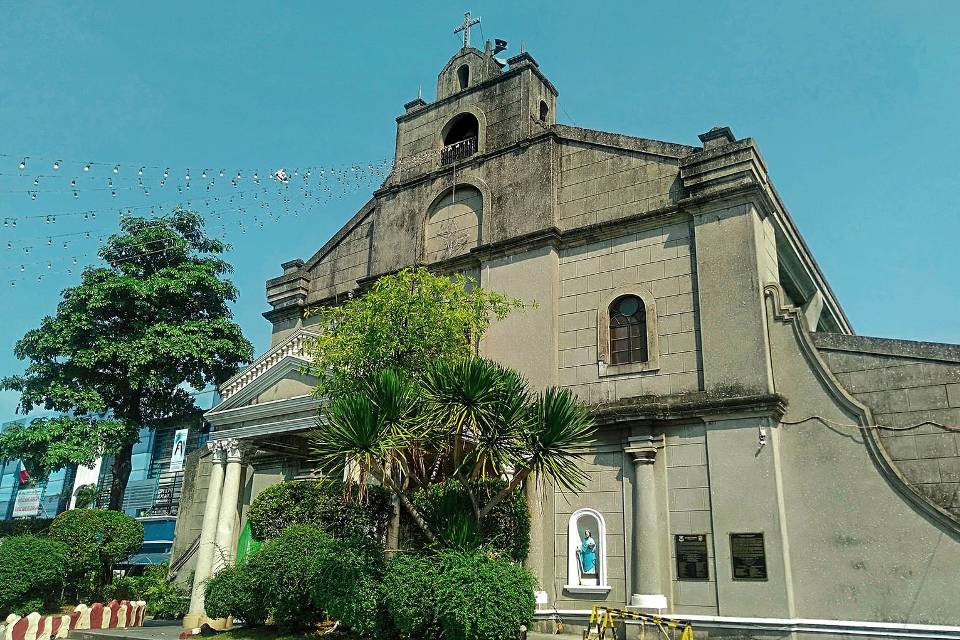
(205, 329), (323, 442)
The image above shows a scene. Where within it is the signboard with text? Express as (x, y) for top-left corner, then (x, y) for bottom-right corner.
(168, 429), (189, 472)
(11, 488), (41, 518)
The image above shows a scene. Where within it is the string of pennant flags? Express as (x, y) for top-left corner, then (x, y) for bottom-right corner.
(0, 143), (468, 287)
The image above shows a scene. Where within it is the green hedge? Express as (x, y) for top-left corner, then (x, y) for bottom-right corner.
(432, 551), (536, 640)
(0, 518), (53, 540)
(407, 479), (530, 562)
(48, 508), (144, 601)
(246, 480), (391, 542)
(206, 525), (327, 630)
(311, 534), (387, 637)
(0, 535), (70, 615)
(204, 562), (267, 625)
(106, 562), (188, 619)
(383, 550), (536, 640)
(382, 554), (442, 640)
(206, 525), (388, 635)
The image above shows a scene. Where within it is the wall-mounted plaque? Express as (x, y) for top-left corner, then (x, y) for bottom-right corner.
(730, 533), (767, 581)
(675, 534), (709, 580)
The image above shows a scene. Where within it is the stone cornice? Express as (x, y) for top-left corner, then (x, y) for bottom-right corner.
(206, 394), (320, 428)
(678, 176), (852, 335)
(468, 227), (562, 261)
(209, 414), (320, 442)
(592, 392), (788, 426)
(812, 332), (960, 364)
(554, 124), (698, 159)
(261, 208), (688, 320)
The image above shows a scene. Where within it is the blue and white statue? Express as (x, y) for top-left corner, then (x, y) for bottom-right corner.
(577, 529), (598, 584)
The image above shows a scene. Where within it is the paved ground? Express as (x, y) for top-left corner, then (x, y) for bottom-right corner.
(72, 620), (184, 640)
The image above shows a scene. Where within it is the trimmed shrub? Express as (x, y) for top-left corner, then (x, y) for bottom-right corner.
(49, 508), (144, 600)
(0, 535), (70, 615)
(206, 525), (336, 629)
(408, 479), (530, 561)
(204, 562), (266, 625)
(434, 551), (536, 640)
(310, 535), (387, 637)
(382, 554), (442, 640)
(245, 525), (330, 630)
(247, 480), (391, 542)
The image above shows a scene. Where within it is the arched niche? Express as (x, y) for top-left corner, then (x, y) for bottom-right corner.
(424, 185), (482, 263)
(438, 108), (487, 165)
(457, 64), (470, 90)
(565, 508), (611, 593)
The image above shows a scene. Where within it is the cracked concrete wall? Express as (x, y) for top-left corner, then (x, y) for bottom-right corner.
(558, 142), (682, 230)
(814, 334), (960, 519)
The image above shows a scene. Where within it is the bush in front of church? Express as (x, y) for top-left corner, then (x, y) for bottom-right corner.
(406, 478), (530, 562)
(0, 534), (70, 615)
(203, 561), (267, 625)
(309, 533), (388, 637)
(434, 551), (537, 640)
(246, 479), (391, 542)
(246, 524), (329, 629)
(382, 553), (443, 640)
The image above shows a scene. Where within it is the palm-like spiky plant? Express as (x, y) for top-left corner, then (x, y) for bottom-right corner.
(310, 357), (595, 546)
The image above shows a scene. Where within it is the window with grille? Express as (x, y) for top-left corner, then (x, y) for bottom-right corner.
(609, 295), (648, 365)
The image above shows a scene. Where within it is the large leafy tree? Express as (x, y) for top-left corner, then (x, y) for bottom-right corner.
(0, 210), (253, 509)
(303, 266), (525, 397)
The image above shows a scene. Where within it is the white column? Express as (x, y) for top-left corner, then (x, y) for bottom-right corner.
(626, 442), (665, 604)
(212, 438), (244, 573)
(186, 442), (227, 624)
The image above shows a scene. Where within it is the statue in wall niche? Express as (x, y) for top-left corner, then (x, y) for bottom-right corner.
(577, 529), (598, 586)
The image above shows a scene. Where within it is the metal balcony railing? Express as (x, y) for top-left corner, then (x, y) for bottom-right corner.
(440, 136), (478, 165)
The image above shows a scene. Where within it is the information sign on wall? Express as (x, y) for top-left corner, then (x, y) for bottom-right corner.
(730, 533), (768, 581)
(675, 534), (709, 580)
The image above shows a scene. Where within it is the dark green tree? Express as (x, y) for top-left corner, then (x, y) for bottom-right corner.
(0, 210), (253, 509)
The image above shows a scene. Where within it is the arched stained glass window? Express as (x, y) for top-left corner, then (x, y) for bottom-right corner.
(609, 295), (648, 365)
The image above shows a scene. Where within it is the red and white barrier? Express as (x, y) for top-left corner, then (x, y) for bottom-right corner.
(1, 601), (146, 640)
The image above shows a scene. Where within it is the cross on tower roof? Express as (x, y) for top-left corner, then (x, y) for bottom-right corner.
(453, 11), (480, 49)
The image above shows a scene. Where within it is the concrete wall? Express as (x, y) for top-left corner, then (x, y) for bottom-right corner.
(305, 214), (373, 302)
(765, 290), (960, 624)
(480, 245), (559, 390)
(693, 204), (774, 394)
(557, 220), (700, 404)
(664, 422), (718, 614)
(169, 450), (210, 583)
(814, 334), (960, 520)
(558, 142), (681, 230)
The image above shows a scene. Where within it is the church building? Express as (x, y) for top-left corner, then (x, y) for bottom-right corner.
(172, 23), (960, 635)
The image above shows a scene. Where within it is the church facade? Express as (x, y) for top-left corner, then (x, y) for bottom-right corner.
(172, 40), (960, 634)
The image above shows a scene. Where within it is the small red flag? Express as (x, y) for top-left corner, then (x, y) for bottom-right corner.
(18, 463), (29, 485)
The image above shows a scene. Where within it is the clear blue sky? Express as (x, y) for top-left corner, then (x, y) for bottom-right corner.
(1, 1), (958, 419)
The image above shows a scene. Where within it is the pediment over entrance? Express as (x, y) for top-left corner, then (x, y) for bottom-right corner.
(205, 330), (322, 437)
